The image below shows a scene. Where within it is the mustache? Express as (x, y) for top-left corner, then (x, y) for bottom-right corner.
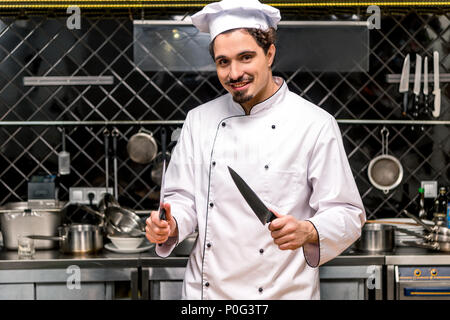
(225, 76), (254, 85)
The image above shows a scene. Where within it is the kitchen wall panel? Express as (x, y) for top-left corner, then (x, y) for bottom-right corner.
(0, 7), (448, 220)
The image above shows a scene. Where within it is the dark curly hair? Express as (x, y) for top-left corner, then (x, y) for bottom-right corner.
(209, 27), (277, 60)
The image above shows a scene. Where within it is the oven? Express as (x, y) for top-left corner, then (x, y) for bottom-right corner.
(394, 266), (450, 300)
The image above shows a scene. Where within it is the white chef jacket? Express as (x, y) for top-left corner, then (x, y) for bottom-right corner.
(156, 77), (366, 300)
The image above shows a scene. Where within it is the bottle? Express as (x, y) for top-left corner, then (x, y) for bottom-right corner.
(417, 187), (426, 219)
(433, 187), (448, 227)
(447, 200), (450, 229)
(437, 187), (448, 214)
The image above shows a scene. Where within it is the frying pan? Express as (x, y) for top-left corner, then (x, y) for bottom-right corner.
(127, 128), (158, 164)
(81, 204), (145, 237)
(396, 226), (450, 243)
(367, 127), (403, 194)
(403, 240), (450, 252)
(402, 209), (450, 237)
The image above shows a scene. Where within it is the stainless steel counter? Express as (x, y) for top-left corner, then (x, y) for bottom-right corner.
(0, 245), (448, 268)
(1, 245), (449, 300)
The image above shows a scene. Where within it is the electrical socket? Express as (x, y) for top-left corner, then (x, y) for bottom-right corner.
(421, 181), (438, 198)
(69, 187), (113, 205)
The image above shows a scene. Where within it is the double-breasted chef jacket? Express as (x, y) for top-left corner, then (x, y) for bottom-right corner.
(156, 77), (366, 299)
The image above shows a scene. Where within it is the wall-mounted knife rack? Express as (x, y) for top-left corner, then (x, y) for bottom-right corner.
(386, 73), (450, 83)
(23, 76), (114, 86)
(0, 119), (449, 126)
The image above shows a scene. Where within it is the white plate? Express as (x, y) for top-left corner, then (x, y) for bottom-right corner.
(105, 242), (154, 253)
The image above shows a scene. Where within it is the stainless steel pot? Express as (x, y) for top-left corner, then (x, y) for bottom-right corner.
(354, 223), (395, 252)
(28, 224), (103, 254)
(367, 127), (403, 194)
(0, 200), (66, 250)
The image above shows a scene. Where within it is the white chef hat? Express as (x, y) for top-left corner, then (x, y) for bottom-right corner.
(191, 0), (281, 41)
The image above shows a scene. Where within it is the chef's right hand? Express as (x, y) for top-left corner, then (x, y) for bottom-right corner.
(145, 203), (178, 244)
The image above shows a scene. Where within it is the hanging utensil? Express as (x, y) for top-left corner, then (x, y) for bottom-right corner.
(411, 54), (422, 120)
(127, 128), (158, 164)
(111, 128), (119, 199)
(432, 50), (441, 118)
(367, 127), (403, 194)
(58, 127), (70, 175)
(399, 54), (410, 116)
(422, 56), (431, 117)
(103, 128), (110, 189)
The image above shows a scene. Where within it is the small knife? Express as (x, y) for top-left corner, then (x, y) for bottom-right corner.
(432, 51), (441, 118)
(412, 54), (422, 119)
(423, 56), (430, 116)
(399, 54), (410, 116)
(228, 166), (276, 225)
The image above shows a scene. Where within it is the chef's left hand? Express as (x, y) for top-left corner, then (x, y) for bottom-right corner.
(268, 210), (318, 251)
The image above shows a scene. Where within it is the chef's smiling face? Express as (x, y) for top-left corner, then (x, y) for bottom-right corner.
(213, 29), (277, 113)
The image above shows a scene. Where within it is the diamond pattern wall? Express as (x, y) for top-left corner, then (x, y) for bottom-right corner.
(0, 7), (448, 221)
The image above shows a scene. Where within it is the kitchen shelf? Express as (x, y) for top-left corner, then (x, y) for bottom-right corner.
(0, 120), (449, 126)
(386, 73), (450, 83)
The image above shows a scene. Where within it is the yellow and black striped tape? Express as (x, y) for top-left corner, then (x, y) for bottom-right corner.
(0, 0), (449, 8)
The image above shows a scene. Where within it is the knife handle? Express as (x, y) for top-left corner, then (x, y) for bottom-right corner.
(157, 207), (167, 247)
(159, 207), (166, 221)
(412, 95), (420, 119)
(423, 94), (430, 116)
(432, 89), (441, 118)
(402, 92), (408, 116)
(267, 210), (277, 223)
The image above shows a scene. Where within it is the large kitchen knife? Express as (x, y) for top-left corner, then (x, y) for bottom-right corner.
(412, 54), (422, 119)
(159, 127), (167, 221)
(399, 54), (410, 116)
(228, 166), (276, 225)
(432, 51), (441, 118)
(423, 56), (430, 116)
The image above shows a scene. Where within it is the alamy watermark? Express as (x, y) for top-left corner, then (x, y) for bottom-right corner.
(366, 265), (381, 290)
(66, 265), (81, 290)
(367, 5), (381, 30)
(66, 6), (81, 30)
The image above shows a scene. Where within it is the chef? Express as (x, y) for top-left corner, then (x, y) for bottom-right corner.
(145, 0), (366, 300)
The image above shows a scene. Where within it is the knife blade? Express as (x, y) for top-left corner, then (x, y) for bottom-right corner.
(432, 51), (441, 118)
(228, 166), (276, 226)
(423, 56), (430, 117)
(399, 54), (410, 116)
(412, 54), (422, 119)
(159, 127), (167, 221)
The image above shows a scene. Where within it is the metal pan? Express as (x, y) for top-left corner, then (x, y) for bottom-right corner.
(127, 128), (158, 164)
(396, 226), (450, 243)
(402, 210), (450, 237)
(403, 240), (450, 252)
(28, 224), (103, 254)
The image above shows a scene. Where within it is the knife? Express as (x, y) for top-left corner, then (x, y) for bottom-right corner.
(228, 166), (276, 225)
(412, 54), (422, 119)
(399, 54), (410, 116)
(432, 51), (441, 118)
(159, 127), (167, 221)
(422, 56), (430, 117)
